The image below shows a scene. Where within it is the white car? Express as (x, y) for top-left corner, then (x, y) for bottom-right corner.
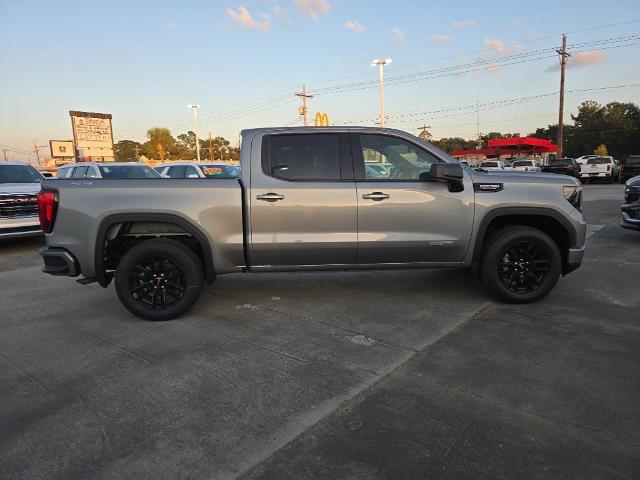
(575, 155), (600, 165)
(580, 156), (617, 182)
(56, 162), (160, 179)
(0, 162), (43, 239)
(156, 162), (240, 179)
(511, 160), (541, 172)
(479, 160), (506, 171)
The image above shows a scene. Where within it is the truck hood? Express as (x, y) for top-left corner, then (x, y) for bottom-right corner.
(470, 169), (580, 186)
(0, 183), (42, 194)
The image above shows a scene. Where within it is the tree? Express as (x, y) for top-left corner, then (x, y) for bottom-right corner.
(147, 127), (175, 162)
(430, 137), (476, 154)
(114, 140), (142, 161)
(593, 144), (608, 156)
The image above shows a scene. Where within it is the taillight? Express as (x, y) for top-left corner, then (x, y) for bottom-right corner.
(607, 164), (611, 171)
(37, 190), (58, 233)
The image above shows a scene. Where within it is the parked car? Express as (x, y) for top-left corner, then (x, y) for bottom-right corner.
(56, 162), (160, 179)
(579, 156), (617, 183)
(575, 155), (599, 165)
(156, 162), (240, 179)
(39, 126), (586, 320)
(619, 155), (640, 183)
(621, 175), (640, 231)
(511, 160), (541, 172)
(542, 158), (580, 178)
(479, 160), (506, 171)
(0, 162), (43, 239)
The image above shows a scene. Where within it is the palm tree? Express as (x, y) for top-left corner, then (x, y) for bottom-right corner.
(147, 128), (175, 162)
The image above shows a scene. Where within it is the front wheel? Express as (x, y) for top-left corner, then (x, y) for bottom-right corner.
(115, 239), (204, 321)
(481, 226), (561, 304)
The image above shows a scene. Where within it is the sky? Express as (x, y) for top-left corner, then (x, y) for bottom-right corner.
(1, 0), (639, 160)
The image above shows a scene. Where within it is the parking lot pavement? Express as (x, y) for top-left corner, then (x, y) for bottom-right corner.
(1, 184), (637, 480)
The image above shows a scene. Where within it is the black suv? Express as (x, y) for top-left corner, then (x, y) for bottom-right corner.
(619, 155), (640, 183)
(542, 158), (580, 178)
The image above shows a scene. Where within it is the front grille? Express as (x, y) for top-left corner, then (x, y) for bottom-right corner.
(0, 194), (38, 218)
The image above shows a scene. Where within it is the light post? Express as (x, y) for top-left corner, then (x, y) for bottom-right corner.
(187, 104), (201, 162)
(371, 58), (391, 127)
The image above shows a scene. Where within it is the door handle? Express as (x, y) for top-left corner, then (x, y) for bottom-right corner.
(256, 192), (285, 202)
(362, 192), (390, 201)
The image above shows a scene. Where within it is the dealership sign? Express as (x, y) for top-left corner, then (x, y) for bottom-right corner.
(69, 111), (115, 161)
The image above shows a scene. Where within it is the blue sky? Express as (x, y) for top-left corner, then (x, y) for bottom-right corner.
(1, 0), (639, 159)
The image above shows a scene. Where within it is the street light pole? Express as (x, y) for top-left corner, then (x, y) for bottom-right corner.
(187, 104), (201, 162)
(371, 58), (391, 127)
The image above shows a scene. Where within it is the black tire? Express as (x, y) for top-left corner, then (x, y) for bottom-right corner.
(115, 239), (204, 321)
(480, 226), (561, 304)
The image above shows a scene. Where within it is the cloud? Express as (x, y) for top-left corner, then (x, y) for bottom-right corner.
(390, 27), (405, 41)
(273, 5), (292, 26)
(452, 19), (477, 29)
(547, 50), (606, 71)
(345, 19), (363, 33)
(427, 34), (455, 44)
(294, 0), (330, 20)
(484, 38), (523, 56)
(226, 6), (270, 31)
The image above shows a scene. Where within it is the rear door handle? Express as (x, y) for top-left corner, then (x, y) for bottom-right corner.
(362, 192), (389, 201)
(256, 192), (285, 202)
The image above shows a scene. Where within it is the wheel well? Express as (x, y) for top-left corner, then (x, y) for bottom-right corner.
(474, 214), (572, 275)
(98, 220), (215, 286)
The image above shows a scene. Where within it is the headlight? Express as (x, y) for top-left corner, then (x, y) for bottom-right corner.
(563, 185), (582, 212)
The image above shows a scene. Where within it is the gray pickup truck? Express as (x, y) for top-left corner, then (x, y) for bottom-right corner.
(39, 127), (586, 320)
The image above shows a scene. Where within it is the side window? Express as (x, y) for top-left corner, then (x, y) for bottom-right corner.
(56, 167), (70, 178)
(359, 134), (442, 180)
(266, 134), (341, 181)
(86, 166), (99, 178)
(170, 166), (187, 178)
(185, 166), (199, 178)
(71, 166), (88, 178)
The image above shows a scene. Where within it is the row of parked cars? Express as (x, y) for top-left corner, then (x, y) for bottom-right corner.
(476, 155), (640, 183)
(0, 161), (241, 240)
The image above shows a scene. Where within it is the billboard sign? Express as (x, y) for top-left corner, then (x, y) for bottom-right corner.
(69, 111), (114, 161)
(49, 140), (75, 158)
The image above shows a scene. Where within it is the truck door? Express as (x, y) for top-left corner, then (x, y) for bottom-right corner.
(249, 132), (357, 267)
(352, 132), (474, 264)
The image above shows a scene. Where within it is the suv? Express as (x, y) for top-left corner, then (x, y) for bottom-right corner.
(621, 175), (640, 230)
(619, 155), (640, 183)
(511, 160), (541, 172)
(56, 162), (160, 179)
(155, 162), (240, 179)
(39, 126), (586, 321)
(0, 162), (44, 239)
(479, 160), (506, 171)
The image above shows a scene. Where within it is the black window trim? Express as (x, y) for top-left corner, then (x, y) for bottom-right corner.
(261, 132), (354, 182)
(350, 132), (445, 182)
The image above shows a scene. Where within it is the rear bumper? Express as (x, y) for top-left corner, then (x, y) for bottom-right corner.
(39, 247), (80, 276)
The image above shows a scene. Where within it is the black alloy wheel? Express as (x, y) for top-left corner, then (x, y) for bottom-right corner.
(497, 241), (551, 294)
(129, 256), (185, 309)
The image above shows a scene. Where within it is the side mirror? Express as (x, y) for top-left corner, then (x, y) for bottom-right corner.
(422, 163), (464, 183)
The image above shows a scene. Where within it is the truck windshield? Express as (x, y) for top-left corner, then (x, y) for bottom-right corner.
(0, 165), (43, 183)
(98, 165), (160, 178)
(199, 164), (240, 178)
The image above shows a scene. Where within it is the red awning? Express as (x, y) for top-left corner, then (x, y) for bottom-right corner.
(452, 137), (557, 157)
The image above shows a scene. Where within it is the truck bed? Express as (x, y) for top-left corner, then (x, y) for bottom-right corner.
(42, 178), (245, 277)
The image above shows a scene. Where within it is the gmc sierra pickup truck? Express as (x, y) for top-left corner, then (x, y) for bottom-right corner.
(38, 127), (586, 320)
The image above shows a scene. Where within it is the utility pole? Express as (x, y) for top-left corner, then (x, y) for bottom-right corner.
(187, 104), (201, 162)
(417, 124), (432, 140)
(556, 34), (570, 158)
(208, 132), (214, 162)
(295, 85), (314, 126)
(133, 145), (141, 162)
(2, 148), (7, 161)
(33, 141), (47, 165)
(476, 97), (482, 149)
(372, 58), (392, 127)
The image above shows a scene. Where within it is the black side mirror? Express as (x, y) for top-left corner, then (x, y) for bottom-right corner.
(421, 163), (464, 183)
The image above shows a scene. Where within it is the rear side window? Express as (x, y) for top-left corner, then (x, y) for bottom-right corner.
(167, 166), (187, 178)
(56, 167), (70, 178)
(480, 162), (499, 167)
(72, 166), (88, 177)
(586, 158), (611, 164)
(264, 134), (341, 181)
(513, 161), (533, 167)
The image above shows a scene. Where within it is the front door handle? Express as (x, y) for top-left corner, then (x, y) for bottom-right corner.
(256, 192), (285, 202)
(362, 192), (390, 201)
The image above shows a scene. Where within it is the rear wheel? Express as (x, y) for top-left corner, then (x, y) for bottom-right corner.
(115, 239), (204, 321)
(481, 226), (561, 304)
